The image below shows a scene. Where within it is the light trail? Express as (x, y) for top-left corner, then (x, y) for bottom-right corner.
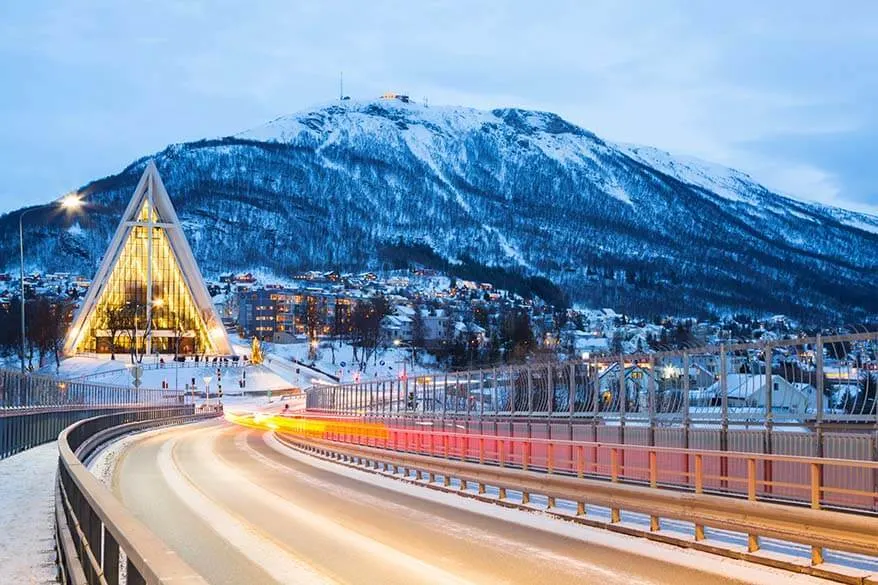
(224, 410), (390, 441)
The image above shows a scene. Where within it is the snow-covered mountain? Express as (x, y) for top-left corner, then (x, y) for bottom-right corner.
(3, 99), (878, 323)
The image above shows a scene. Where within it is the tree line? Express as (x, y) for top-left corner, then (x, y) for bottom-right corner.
(0, 297), (73, 370)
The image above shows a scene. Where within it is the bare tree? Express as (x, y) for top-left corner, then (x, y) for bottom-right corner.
(351, 296), (391, 370)
(304, 295), (324, 360)
(47, 300), (74, 369)
(95, 305), (127, 359)
(411, 303), (426, 363)
(27, 297), (52, 369)
(121, 301), (147, 364)
(329, 298), (351, 365)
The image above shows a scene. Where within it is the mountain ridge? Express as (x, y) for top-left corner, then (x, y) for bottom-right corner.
(2, 99), (877, 324)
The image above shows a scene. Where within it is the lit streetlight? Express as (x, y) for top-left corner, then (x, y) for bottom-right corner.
(19, 194), (83, 373)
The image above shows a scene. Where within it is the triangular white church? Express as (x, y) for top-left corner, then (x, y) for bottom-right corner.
(64, 162), (233, 356)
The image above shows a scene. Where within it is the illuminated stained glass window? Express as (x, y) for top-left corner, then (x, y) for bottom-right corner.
(65, 163), (231, 356)
(73, 199), (212, 354)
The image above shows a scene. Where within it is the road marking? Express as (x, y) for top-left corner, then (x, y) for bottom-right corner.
(238, 431), (646, 584)
(157, 431), (332, 585)
(263, 433), (828, 585)
(201, 429), (477, 585)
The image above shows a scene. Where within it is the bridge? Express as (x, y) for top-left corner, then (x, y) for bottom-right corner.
(2, 331), (878, 584)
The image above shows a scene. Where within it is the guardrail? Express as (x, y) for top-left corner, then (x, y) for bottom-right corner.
(0, 368), (189, 460)
(279, 432), (878, 582)
(63, 367), (131, 383)
(314, 421), (878, 513)
(55, 406), (217, 585)
(1, 405), (162, 459)
(0, 368), (183, 410)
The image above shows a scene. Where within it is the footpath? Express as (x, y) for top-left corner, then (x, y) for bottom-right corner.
(0, 442), (58, 584)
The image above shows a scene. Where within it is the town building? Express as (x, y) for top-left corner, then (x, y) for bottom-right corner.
(237, 288), (358, 342)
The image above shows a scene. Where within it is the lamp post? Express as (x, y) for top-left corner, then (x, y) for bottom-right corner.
(204, 376), (212, 407)
(18, 194), (82, 374)
(393, 338), (409, 379)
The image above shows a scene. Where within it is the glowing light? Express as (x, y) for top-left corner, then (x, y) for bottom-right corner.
(60, 194), (82, 210)
(224, 410), (390, 442)
(69, 198), (222, 355)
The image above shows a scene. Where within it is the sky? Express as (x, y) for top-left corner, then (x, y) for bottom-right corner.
(0, 0), (876, 215)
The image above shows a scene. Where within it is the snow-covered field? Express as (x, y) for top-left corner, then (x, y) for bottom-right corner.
(269, 340), (441, 384)
(0, 442), (58, 585)
(48, 355), (294, 394)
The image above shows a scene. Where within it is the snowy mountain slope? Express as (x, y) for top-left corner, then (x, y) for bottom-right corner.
(613, 143), (762, 204)
(3, 99), (878, 323)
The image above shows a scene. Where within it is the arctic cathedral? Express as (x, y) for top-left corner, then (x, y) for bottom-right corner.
(63, 162), (233, 356)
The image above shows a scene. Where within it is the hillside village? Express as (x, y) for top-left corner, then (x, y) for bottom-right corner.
(0, 266), (876, 416)
(0, 265), (844, 370)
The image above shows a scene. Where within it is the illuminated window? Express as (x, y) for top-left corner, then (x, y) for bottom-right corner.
(65, 163), (231, 355)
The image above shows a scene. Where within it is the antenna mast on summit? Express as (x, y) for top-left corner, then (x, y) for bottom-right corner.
(339, 72), (343, 101)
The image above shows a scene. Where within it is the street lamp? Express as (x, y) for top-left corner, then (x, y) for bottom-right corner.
(19, 194), (83, 373)
(203, 376), (213, 407)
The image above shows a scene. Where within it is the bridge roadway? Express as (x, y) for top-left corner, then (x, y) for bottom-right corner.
(112, 420), (824, 585)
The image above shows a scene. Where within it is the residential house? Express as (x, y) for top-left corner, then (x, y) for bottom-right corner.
(693, 374), (813, 413)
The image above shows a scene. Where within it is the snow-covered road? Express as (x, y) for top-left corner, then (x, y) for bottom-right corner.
(109, 420), (829, 585)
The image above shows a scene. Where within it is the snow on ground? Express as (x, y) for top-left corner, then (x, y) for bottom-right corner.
(614, 142), (756, 204)
(87, 424), (185, 486)
(268, 340), (442, 384)
(50, 355), (293, 393)
(0, 442), (59, 585)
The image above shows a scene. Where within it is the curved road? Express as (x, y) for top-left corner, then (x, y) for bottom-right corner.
(111, 420), (819, 585)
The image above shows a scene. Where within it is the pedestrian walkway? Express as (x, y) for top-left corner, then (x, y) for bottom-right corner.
(0, 442), (58, 584)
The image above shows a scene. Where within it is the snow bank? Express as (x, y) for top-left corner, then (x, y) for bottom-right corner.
(269, 340), (441, 384)
(0, 442), (59, 584)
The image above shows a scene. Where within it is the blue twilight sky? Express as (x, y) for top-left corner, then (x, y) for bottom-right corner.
(0, 0), (876, 215)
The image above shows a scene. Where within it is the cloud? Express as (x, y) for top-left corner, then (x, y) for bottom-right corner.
(0, 0), (876, 215)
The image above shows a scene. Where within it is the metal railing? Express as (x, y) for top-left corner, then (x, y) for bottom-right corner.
(55, 406), (217, 585)
(63, 367), (131, 382)
(3, 407), (134, 459)
(278, 431), (878, 580)
(307, 332), (878, 425)
(0, 368), (189, 460)
(72, 352), (244, 369)
(314, 421), (878, 514)
(0, 368), (184, 410)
